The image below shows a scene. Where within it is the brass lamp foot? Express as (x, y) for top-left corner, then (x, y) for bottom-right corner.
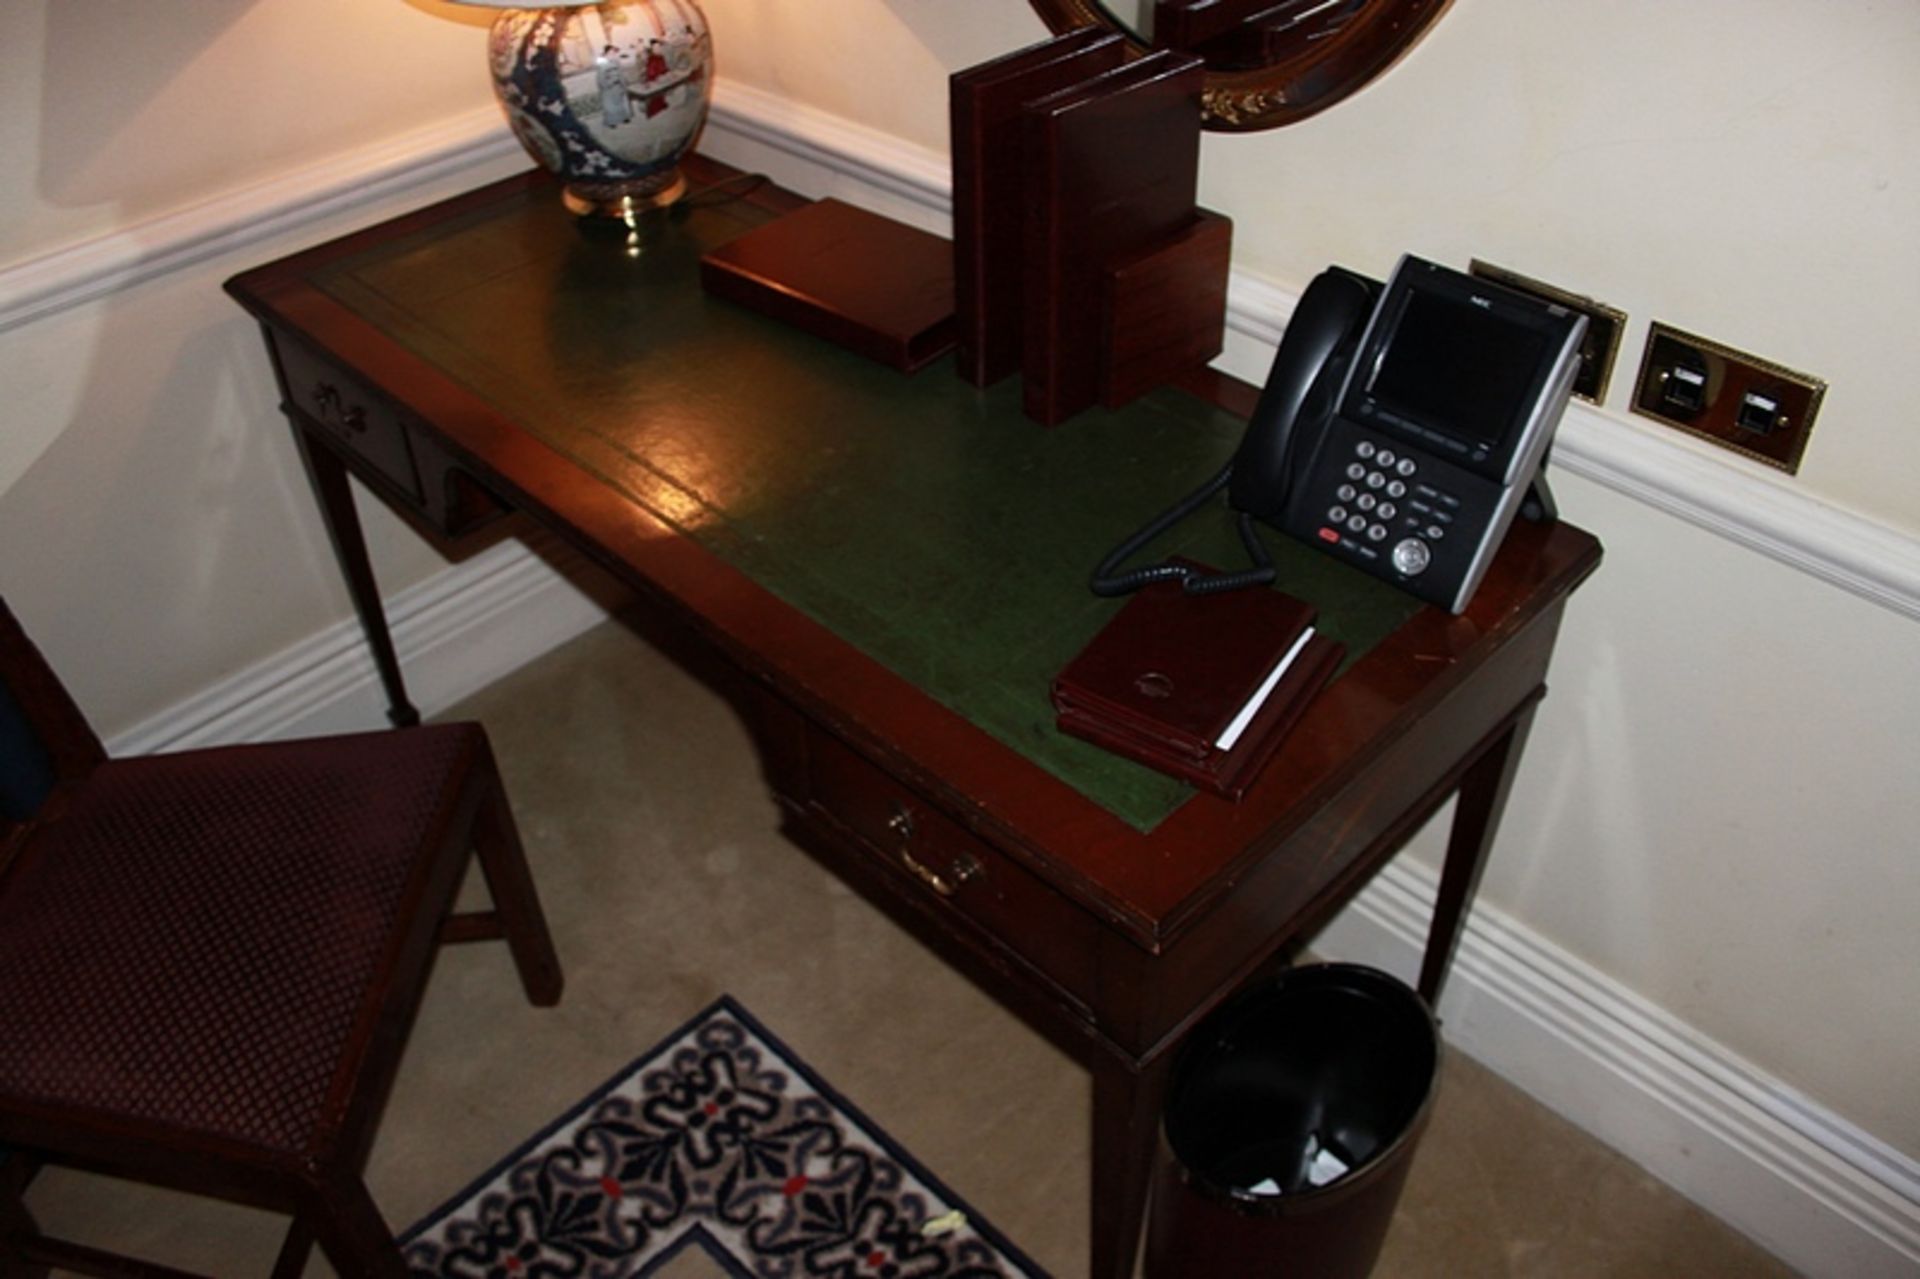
(562, 172), (689, 220)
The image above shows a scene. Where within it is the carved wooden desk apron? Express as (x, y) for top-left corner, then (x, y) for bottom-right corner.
(226, 157), (1602, 1279)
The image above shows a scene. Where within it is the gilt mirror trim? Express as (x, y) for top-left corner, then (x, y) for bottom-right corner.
(1028, 0), (1453, 131)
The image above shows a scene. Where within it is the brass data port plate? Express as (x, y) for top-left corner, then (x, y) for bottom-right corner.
(1631, 322), (1826, 474)
(1469, 260), (1626, 405)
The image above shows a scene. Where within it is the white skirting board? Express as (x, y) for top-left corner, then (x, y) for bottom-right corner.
(1313, 855), (1920, 1278)
(12, 78), (1910, 1279)
(106, 533), (624, 757)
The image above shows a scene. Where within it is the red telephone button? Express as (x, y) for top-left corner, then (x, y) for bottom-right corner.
(1318, 527), (1340, 543)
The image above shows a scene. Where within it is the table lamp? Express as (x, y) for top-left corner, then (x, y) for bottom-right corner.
(449, 0), (713, 217)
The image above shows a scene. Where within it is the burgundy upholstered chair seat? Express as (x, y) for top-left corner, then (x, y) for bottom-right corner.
(0, 598), (563, 1278)
(0, 727), (479, 1156)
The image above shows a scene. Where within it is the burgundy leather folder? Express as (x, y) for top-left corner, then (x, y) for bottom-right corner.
(700, 199), (956, 373)
(1052, 568), (1343, 799)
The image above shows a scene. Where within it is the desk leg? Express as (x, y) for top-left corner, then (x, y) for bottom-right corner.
(1091, 1052), (1172, 1279)
(292, 427), (421, 728)
(1418, 697), (1541, 1005)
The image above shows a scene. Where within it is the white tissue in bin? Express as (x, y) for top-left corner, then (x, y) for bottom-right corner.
(1242, 1137), (1351, 1196)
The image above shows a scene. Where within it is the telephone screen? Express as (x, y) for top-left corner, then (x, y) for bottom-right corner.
(1367, 291), (1552, 458)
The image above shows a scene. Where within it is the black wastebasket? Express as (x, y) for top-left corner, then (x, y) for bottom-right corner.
(1145, 963), (1440, 1278)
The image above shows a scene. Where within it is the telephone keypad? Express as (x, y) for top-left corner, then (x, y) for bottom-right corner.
(1317, 436), (1477, 579)
(1313, 435), (1483, 579)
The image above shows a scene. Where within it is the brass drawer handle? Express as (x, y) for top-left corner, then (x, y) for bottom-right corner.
(312, 382), (368, 432)
(900, 846), (982, 898)
(886, 804), (981, 898)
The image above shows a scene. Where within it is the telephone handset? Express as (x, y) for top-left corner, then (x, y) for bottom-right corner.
(1091, 254), (1586, 613)
(1226, 266), (1379, 530)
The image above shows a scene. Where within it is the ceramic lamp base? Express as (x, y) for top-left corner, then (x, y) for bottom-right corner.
(487, 1), (712, 220)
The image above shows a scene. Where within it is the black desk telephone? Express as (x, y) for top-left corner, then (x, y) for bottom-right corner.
(1092, 255), (1587, 613)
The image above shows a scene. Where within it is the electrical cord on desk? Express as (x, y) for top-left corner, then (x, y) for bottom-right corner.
(679, 171), (771, 209)
(1088, 463), (1278, 597)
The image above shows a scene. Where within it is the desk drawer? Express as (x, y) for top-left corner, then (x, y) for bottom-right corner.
(276, 338), (423, 505)
(806, 733), (1097, 1006)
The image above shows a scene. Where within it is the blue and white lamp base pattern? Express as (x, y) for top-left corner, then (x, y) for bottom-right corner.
(486, 0), (713, 215)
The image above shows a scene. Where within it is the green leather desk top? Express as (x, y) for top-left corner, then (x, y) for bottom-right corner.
(314, 181), (1419, 831)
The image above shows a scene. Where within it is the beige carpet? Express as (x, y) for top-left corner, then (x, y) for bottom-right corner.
(20, 611), (1794, 1277)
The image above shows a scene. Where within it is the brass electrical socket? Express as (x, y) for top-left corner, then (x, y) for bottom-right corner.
(1630, 322), (1826, 474)
(1469, 260), (1626, 405)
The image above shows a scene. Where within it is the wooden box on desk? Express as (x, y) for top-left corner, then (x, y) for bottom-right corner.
(1101, 209), (1232, 410)
(700, 198), (956, 373)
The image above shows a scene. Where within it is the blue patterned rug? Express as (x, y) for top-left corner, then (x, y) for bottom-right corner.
(401, 996), (1048, 1277)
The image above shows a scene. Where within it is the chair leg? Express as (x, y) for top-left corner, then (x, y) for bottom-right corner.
(470, 770), (564, 1007)
(302, 1170), (409, 1279)
(269, 1219), (314, 1279)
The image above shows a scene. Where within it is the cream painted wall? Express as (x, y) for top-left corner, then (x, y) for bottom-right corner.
(0, 0), (494, 265)
(1482, 470), (1920, 1147)
(0, 0), (1915, 1230)
(1199, 1), (1920, 535)
(0, 0), (520, 725)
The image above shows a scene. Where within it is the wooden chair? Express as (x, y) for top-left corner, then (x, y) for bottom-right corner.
(0, 597), (563, 1277)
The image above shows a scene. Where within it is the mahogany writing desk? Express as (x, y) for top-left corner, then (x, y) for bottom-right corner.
(226, 156), (1600, 1277)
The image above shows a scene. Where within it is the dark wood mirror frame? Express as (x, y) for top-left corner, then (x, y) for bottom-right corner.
(1028, 0), (1452, 131)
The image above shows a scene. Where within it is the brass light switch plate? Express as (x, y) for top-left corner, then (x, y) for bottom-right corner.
(1469, 260), (1626, 405)
(1630, 322), (1826, 474)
